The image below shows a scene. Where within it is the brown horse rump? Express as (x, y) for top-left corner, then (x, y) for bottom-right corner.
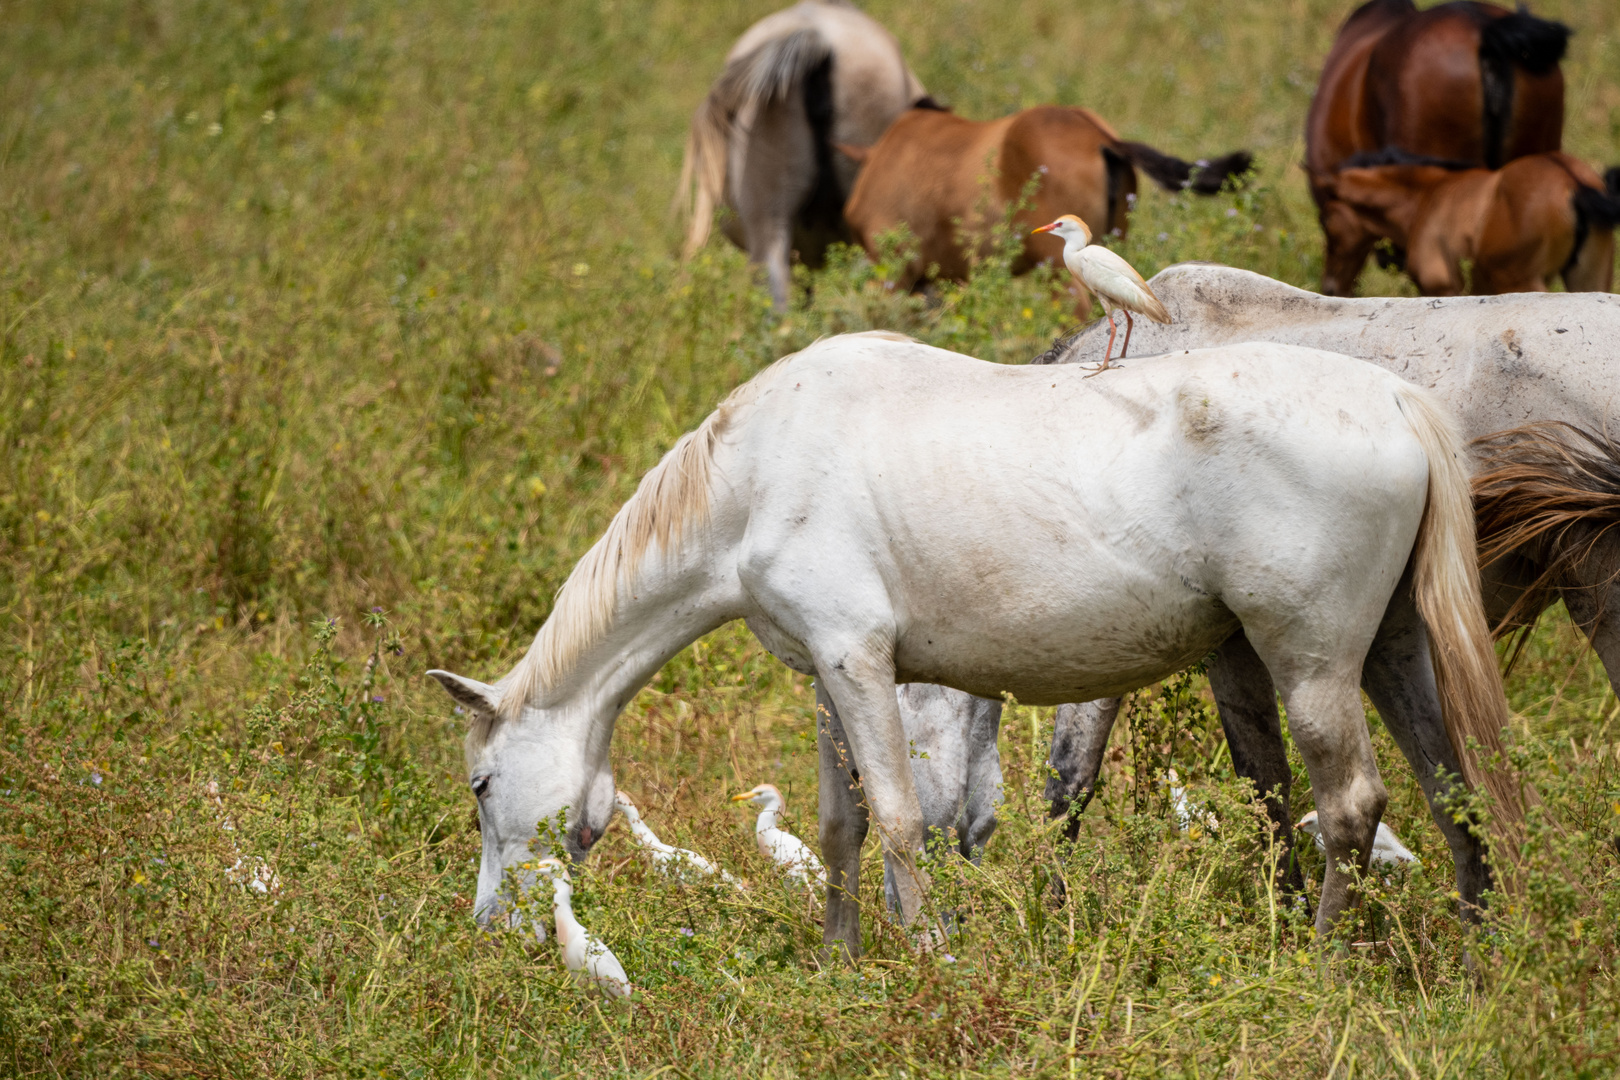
(839, 104), (1250, 295)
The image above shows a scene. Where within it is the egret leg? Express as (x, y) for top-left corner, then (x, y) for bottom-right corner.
(1086, 310), (1119, 378)
(1120, 310), (1135, 358)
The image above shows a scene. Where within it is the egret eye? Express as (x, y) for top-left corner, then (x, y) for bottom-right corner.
(470, 775), (491, 799)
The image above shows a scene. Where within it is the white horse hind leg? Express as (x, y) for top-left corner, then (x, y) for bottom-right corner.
(815, 682), (869, 962)
(1272, 666), (1387, 934)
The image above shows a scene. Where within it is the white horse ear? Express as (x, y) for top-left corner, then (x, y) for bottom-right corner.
(426, 670), (503, 715)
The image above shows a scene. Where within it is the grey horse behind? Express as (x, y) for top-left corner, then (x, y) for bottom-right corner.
(906, 265), (1620, 916)
(677, 1), (930, 310)
(817, 682), (1001, 923)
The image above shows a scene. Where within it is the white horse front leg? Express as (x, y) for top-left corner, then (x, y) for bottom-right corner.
(813, 642), (931, 927)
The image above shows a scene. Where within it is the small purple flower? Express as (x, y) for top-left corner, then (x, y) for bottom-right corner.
(91, 771), (103, 785)
(371, 606), (383, 613)
(677, 927), (695, 937)
(371, 695), (385, 703)
(147, 938), (159, 948)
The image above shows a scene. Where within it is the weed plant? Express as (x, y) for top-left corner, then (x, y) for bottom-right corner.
(3, 0), (1620, 1075)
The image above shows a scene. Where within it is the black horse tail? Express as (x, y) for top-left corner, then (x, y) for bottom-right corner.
(1101, 145), (1134, 236)
(1478, 10), (1572, 169)
(1115, 142), (1254, 195)
(1565, 175), (1620, 280)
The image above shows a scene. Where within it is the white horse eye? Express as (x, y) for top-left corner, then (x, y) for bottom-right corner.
(470, 775), (491, 799)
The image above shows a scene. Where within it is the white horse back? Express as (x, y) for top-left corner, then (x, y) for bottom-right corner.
(1057, 265), (1620, 442)
(730, 337), (1431, 704)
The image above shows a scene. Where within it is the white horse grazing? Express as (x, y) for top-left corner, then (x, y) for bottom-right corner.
(677, 1), (930, 309)
(1015, 265), (1620, 913)
(429, 333), (1509, 958)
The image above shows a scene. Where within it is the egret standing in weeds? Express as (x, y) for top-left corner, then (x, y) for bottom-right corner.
(536, 858), (634, 1001)
(1295, 810), (1418, 866)
(732, 783), (827, 889)
(1032, 213), (1169, 373)
(615, 789), (741, 887)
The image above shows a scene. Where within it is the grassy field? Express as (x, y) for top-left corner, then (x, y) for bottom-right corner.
(4, 0), (1620, 1075)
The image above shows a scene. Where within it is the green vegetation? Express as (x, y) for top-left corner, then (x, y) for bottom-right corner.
(4, 0), (1620, 1075)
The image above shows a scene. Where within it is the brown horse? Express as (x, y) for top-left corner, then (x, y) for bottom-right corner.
(1320, 150), (1619, 295)
(1306, 0), (1569, 294)
(838, 105), (1250, 299)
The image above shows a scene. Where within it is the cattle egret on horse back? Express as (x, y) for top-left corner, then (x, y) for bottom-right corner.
(428, 331), (1510, 959)
(614, 790), (739, 886)
(1295, 810), (1418, 866)
(536, 858), (634, 1000)
(732, 784), (827, 888)
(1032, 214), (1168, 372)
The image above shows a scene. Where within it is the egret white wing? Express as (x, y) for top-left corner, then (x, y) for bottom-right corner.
(583, 935), (634, 999)
(1076, 247), (1171, 322)
(763, 829), (827, 886)
(1371, 822), (1419, 864)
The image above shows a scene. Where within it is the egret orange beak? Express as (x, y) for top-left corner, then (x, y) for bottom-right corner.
(1031, 222), (1057, 235)
(730, 791), (755, 803)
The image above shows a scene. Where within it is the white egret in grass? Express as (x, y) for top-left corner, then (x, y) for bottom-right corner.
(1295, 810), (1418, 866)
(537, 858), (633, 1001)
(731, 783), (826, 888)
(614, 789), (741, 887)
(1167, 769), (1218, 835)
(1031, 213), (1170, 372)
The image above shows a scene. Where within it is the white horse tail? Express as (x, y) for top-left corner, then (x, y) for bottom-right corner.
(1396, 384), (1523, 830)
(676, 25), (834, 258)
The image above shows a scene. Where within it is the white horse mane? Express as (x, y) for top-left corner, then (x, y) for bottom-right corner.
(477, 334), (915, 749)
(493, 408), (729, 727)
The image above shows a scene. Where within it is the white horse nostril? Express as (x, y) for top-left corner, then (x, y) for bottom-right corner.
(579, 825), (594, 847)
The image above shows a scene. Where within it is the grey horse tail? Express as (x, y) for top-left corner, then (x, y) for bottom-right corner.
(676, 28), (835, 258)
(1474, 422), (1620, 638)
(1477, 10), (1571, 169)
(1113, 142), (1254, 195)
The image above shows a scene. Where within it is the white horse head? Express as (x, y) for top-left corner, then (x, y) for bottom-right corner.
(428, 670), (615, 933)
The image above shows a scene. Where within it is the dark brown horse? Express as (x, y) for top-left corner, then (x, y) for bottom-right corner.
(838, 105), (1250, 304)
(1306, 0), (1569, 294)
